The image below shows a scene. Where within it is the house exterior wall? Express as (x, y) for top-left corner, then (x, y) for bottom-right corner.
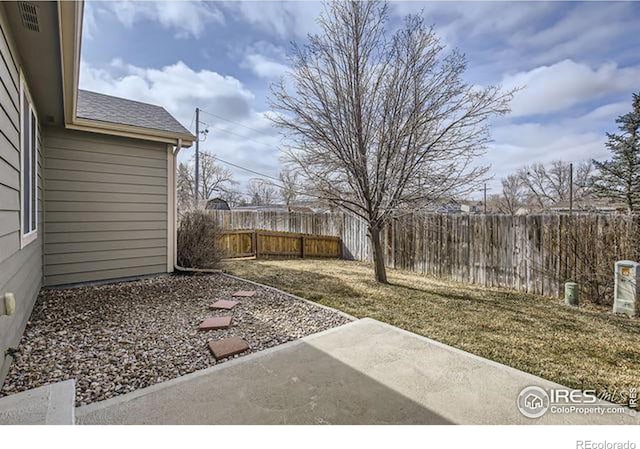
(43, 127), (169, 286)
(0, 8), (43, 382)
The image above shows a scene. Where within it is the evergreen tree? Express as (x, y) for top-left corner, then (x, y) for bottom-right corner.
(592, 93), (640, 214)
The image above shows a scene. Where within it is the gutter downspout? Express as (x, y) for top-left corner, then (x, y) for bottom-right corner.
(171, 139), (221, 274)
(172, 139), (182, 271)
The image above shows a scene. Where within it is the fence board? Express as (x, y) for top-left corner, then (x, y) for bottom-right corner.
(218, 228), (341, 259)
(209, 210), (640, 302)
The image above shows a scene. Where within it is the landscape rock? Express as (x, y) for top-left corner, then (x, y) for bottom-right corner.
(0, 273), (350, 406)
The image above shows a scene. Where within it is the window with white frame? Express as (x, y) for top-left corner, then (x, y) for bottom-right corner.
(20, 73), (38, 246)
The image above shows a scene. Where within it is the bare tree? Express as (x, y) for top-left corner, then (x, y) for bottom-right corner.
(493, 174), (526, 215)
(177, 162), (195, 216)
(269, 1), (513, 282)
(198, 152), (237, 202)
(518, 160), (594, 210)
(176, 152), (237, 213)
(247, 178), (277, 206)
(278, 168), (300, 211)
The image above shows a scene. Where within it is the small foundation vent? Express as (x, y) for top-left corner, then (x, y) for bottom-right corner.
(18, 2), (40, 32)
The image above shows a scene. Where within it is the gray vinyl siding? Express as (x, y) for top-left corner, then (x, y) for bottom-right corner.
(43, 127), (169, 286)
(0, 7), (43, 384)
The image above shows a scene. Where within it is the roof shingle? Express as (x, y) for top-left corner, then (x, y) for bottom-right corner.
(76, 89), (192, 137)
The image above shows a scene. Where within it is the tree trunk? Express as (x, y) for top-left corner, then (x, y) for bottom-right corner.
(369, 224), (388, 283)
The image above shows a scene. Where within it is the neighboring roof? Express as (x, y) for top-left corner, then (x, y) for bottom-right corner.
(206, 198), (231, 210)
(76, 89), (192, 137)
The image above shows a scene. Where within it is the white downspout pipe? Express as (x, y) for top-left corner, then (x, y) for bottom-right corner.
(172, 139), (182, 271)
(171, 139), (221, 274)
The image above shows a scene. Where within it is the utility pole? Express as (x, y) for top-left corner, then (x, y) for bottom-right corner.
(194, 107), (200, 206)
(483, 182), (487, 214)
(569, 162), (573, 215)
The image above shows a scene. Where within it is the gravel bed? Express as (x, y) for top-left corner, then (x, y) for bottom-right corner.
(0, 273), (351, 406)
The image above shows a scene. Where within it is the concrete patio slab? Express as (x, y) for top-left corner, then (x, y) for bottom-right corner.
(75, 319), (639, 425)
(0, 379), (75, 425)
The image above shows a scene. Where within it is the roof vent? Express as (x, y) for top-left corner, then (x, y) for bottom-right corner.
(18, 2), (39, 32)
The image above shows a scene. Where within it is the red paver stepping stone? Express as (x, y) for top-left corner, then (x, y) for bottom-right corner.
(232, 290), (256, 297)
(198, 316), (233, 331)
(208, 337), (250, 360)
(209, 300), (239, 310)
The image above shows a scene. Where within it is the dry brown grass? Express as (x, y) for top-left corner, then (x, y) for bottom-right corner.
(222, 258), (640, 398)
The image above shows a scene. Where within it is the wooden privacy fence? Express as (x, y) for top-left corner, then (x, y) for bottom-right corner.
(208, 209), (367, 259)
(383, 214), (639, 301)
(209, 210), (640, 302)
(219, 229), (342, 259)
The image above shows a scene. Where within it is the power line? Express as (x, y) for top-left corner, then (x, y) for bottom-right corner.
(202, 150), (426, 218)
(198, 108), (275, 137)
(194, 115), (276, 149)
(193, 107), (349, 207)
(204, 152), (332, 204)
(188, 109), (196, 133)
(210, 154), (281, 182)
(205, 123), (285, 153)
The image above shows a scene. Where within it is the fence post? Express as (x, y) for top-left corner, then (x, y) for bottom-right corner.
(255, 230), (260, 259)
(301, 235), (306, 258)
(252, 230), (257, 258)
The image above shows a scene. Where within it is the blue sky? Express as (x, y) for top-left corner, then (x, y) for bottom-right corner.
(80, 1), (640, 197)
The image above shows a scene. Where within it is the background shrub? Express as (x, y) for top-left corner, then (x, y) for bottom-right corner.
(542, 214), (640, 305)
(177, 211), (221, 269)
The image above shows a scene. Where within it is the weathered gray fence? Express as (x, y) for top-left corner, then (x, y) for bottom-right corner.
(208, 210), (640, 301)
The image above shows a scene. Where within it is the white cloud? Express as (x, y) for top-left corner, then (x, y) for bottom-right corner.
(83, 1), (98, 40)
(512, 3), (639, 66)
(228, 40), (290, 80)
(492, 123), (606, 167)
(481, 120), (608, 193)
(224, 1), (322, 38)
(388, 2), (640, 81)
(391, 2), (557, 48)
(101, 1), (224, 39)
(501, 60), (640, 117)
(81, 59), (256, 127)
(483, 95), (635, 190)
(242, 54), (289, 79)
(577, 101), (631, 124)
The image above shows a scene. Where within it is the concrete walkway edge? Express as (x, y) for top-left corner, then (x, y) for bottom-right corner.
(75, 319), (639, 424)
(76, 319), (363, 416)
(77, 317), (621, 417)
(368, 319), (573, 389)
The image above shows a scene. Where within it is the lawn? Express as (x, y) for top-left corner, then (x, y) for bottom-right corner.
(222, 258), (640, 401)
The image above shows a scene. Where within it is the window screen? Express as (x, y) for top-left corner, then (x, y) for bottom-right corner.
(22, 91), (30, 232)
